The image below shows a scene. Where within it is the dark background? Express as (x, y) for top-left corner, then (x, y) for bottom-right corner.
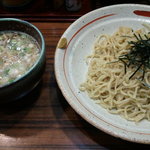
(0, 0), (149, 22)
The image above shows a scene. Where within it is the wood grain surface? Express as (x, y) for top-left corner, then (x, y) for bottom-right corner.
(0, 0), (93, 22)
(0, 22), (150, 150)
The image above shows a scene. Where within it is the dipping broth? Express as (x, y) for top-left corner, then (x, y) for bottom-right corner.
(0, 31), (40, 86)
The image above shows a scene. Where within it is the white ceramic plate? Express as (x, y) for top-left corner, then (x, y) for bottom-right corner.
(55, 4), (150, 144)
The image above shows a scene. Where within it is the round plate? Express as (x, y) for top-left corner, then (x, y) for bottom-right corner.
(55, 4), (150, 144)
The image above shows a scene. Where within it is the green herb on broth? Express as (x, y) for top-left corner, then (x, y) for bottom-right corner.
(0, 31), (40, 86)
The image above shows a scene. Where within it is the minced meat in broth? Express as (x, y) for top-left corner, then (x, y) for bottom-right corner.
(0, 31), (40, 86)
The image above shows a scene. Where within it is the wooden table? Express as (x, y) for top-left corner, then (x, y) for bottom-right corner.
(0, 22), (150, 150)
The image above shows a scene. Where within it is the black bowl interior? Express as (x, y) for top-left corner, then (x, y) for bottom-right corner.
(0, 20), (42, 48)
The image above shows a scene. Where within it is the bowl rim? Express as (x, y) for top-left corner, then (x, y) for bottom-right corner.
(0, 18), (45, 88)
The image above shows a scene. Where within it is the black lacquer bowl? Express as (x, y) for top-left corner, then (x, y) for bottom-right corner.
(0, 18), (45, 103)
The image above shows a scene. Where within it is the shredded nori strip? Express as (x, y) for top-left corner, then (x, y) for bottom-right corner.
(119, 33), (150, 80)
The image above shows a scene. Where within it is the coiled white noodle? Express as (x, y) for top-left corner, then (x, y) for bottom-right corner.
(80, 27), (150, 122)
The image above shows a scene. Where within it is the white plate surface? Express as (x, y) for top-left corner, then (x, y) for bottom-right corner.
(55, 4), (150, 144)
